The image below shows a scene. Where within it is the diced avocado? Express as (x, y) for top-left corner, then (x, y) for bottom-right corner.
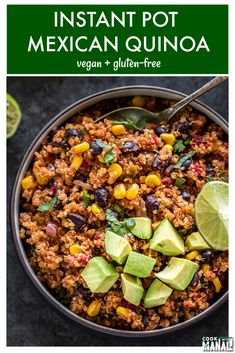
(127, 217), (152, 239)
(105, 230), (132, 264)
(121, 273), (144, 306)
(149, 219), (185, 256)
(124, 251), (155, 278)
(156, 257), (199, 290)
(185, 231), (211, 251)
(144, 278), (173, 308)
(81, 256), (119, 293)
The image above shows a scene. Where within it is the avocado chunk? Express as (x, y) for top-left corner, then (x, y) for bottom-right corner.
(149, 219), (185, 256)
(185, 231), (211, 251)
(81, 256), (119, 293)
(156, 257), (199, 290)
(121, 273), (144, 305)
(127, 217), (152, 239)
(105, 230), (132, 264)
(124, 251), (155, 278)
(144, 278), (173, 308)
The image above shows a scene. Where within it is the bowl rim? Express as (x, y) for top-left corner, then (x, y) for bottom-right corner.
(10, 85), (228, 337)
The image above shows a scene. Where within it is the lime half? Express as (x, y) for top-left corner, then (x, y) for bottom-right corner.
(7, 93), (22, 138)
(195, 181), (228, 251)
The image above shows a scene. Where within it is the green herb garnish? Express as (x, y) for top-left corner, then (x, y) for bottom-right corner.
(178, 228), (187, 235)
(184, 137), (191, 145)
(173, 151), (196, 169)
(113, 204), (125, 216)
(95, 139), (112, 150)
(174, 177), (186, 188)
(37, 197), (57, 212)
(205, 176), (213, 183)
(105, 209), (136, 236)
(113, 117), (146, 131)
(174, 140), (186, 153)
(82, 191), (91, 207)
(104, 150), (116, 164)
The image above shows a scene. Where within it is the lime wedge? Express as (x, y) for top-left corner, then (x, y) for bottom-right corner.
(7, 93), (22, 138)
(195, 181), (228, 251)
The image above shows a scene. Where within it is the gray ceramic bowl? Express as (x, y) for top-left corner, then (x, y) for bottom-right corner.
(11, 86), (228, 337)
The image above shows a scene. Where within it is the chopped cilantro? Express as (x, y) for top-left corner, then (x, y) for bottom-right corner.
(174, 140), (186, 153)
(82, 191), (91, 207)
(104, 150), (116, 164)
(95, 139), (112, 150)
(173, 151), (197, 169)
(113, 117), (146, 131)
(37, 197), (57, 212)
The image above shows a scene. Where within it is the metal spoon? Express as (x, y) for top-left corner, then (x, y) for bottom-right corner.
(95, 76), (228, 124)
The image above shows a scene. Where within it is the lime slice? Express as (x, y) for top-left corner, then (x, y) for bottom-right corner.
(195, 181), (228, 251)
(7, 93), (22, 138)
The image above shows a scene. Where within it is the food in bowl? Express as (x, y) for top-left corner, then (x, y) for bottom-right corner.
(19, 95), (228, 331)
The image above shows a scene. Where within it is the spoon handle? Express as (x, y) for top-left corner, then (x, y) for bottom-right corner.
(162, 76), (228, 121)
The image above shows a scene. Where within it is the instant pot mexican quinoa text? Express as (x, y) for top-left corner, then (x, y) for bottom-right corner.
(19, 96), (228, 331)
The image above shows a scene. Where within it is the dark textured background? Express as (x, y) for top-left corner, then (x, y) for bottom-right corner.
(7, 76), (228, 346)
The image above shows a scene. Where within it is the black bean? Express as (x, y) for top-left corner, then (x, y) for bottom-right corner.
(59, 140), (70, 148)
(176, 122), (189, 134)
(122, 141), (139, 153)
(164, 165), (174, 176)
(142, 312), (150, 327)
(51, 141), (60, 147)
(53, 200), (63, 210)
(191, 272), (199, 287)
(75, 286), (90, 297)
(206, 165), (215, 176)
(61, 261), (68, 269)
(77, 175), (88, 182)
(94, 188), (108, 208)
(181, 190), (190, 201)
(182, 158), (192, 169)
(47, 164), (55, 171)
(151, 156), (162, 170)
(89, 141), (103, 155)
(201, 250), (215, 264)
(145, 194), (159, 212)
(155, 125), (166, 136)
(67, 213), (86, 231)
(65, 129), (82, 138)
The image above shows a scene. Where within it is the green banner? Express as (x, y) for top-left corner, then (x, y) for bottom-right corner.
(7, 5), (228, 74)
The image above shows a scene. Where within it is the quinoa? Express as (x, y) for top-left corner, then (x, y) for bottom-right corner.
(19, 95), (228, 331)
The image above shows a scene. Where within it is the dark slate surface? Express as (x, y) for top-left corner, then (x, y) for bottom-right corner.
(7, 76), (228, 346)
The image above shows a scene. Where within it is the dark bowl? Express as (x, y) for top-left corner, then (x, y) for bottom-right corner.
(10, 86), (228, 337)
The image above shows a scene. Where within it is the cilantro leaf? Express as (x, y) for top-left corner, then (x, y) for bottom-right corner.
(174, 140), (186, 153)
(82, 191), (91, 207)
(95, 139), (112, 150)
(113, 117), (146, 131)
(173, 151), (196, 169)
(184, 137), (191, 145)
(104, 150), (116, 164)
(174, 177), (186, 188)
(113, 204), (125, 216)
(37, 197), (57, 212)
(105, 209), (135, 237)
(105, 209), (118, 223)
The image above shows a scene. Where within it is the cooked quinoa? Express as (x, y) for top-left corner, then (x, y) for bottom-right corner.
(19, 95), (228, 331)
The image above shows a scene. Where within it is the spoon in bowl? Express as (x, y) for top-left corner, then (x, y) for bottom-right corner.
(95, 76), (227, 125)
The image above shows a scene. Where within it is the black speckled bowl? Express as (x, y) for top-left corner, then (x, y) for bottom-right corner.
(11, 86), (228, 337)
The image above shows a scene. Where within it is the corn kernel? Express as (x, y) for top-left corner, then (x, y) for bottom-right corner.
(145, 174), (161, 187)
(126, 184), (139, 200)
(132, 95), (145, 107)
(212, 277), (222, 293)
(202, 264), (210, 273)
(70, 155), (83, 170)
(159, 144), (173, 161)
(111, 124), (126, 136)
(87, 300), (101, 317)
(108, 163), (123, 179)
(160, 133), (176, 145)
(73, 142), (90, 154)
(152, 221), (160, 231)
(69, 244), (82, 255)
(114, 183), (126, 199)
(21, 175), (37, 189)
(116, 306), (128, 317)
(91, 203), (104, 216)
(186, 251), (199, 260)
